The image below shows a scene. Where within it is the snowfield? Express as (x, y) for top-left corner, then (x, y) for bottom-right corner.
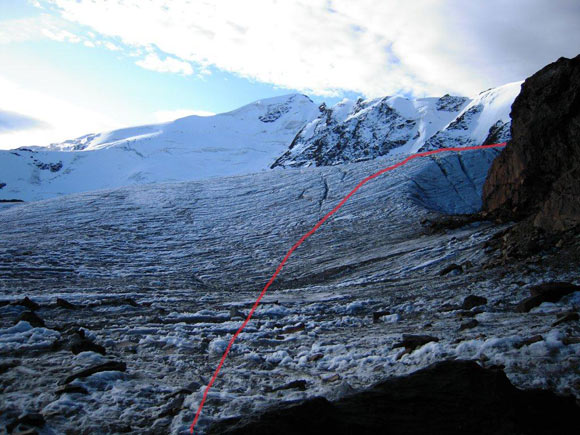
(0, 83), (521, 203)
(0, 94), (318, 202)
(1, 148), (579, 434)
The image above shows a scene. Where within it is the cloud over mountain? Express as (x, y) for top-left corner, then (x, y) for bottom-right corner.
(37, 0), (580, 97)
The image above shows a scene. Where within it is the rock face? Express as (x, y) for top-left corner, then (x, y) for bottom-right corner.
(209, 360), (580, 435)
(271, 84), (519, 168)
(482, 55), (580, 232)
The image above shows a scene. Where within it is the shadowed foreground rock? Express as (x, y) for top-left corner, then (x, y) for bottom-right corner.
(482, 54), (580, 232)
(209, 360), (579, 435)
(516, 281), (580, 312)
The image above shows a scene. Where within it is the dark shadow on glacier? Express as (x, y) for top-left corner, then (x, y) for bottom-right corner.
(407, 148), (502, 215)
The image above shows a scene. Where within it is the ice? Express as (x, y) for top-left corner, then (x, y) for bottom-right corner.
(208, 338), (230, 356)
(381, 314), (400, 323)
(0, 321), (61, 352)
(1, 147), (578, 434)
(71, 351), (109, 366)
(344, 300), (367, 314)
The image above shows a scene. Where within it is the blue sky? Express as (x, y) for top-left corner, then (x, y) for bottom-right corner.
(1, 0), (579, 149)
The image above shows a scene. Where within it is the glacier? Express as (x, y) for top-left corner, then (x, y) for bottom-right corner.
(1, 148), (578, 434)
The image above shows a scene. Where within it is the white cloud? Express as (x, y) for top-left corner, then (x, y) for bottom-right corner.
(103, 41), (121, 51)
(29, 0), (580, 97)
(135, 53), (194, 76)
(41, 27), (81, 43)
(0, 76), (121, 149)
(0, 14), (75, 44)
(153, 109), (215, 123)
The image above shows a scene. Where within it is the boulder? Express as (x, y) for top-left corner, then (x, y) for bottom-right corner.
(55, 384), (89, 395)
(439, 263), (462, 276)
(372, 310), (391, 323)
(6, 413), (45, 433)
(516, 282), (579, 312)
(529, 281), (579, 297)
(459, 319), (479, 331)
(393, 334), (439, 352)
(61, 361), (126, 385)
(17, 311), (45, 328)
(14, 297), (40, 311)
(70, 338), (106, 355)
(265, 380), (308, 393)
(462, 295), (488, 310)
(56, 298), (78, 309)
(0, 360), (19, 374)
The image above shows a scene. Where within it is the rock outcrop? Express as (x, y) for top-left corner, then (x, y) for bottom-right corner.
(209, 360), (580, 435)
(482, 55), (580, 232)
(271, 84), (519, 168)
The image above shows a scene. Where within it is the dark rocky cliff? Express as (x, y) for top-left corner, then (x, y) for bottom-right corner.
(482, 55), (580, 233)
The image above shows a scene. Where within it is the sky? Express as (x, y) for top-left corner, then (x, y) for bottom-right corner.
(0, 0), (579, 150)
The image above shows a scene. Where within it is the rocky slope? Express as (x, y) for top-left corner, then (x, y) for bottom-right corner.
(483, 55), (580, 234)
(271, 83), (520, 168)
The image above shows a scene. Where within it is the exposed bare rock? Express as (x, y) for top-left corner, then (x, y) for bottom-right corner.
(14, 297), (40, 311)
(516, 281), (579, 312)
(552, 312), (579, 327)
(462, 295), (488, 310)
(56, 298), (78, 309)
(393, 334), (439, 352)
(459, 319), (479, 331)
(482, 54), (580, 233)
(61, 361), (126, 385)
(534, 166), (580, 231)
(17, 311), (45, 328)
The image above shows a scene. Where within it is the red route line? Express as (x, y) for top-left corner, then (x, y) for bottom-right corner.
(189, 142), (507, 433)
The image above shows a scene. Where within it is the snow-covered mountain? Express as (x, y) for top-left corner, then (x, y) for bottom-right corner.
(272, 82), (521, 168)
(0, 94), (318, 202)
(0, 83), (521, 202)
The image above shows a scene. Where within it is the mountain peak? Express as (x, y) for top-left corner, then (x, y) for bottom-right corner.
(0, 83), (521, 202)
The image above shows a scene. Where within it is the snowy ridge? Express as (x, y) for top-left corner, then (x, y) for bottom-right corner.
(272, 82), (522, 168)
(419, 82), (522, 152)
(0, 94), (318, 202)
(0, 83), (522, 202)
